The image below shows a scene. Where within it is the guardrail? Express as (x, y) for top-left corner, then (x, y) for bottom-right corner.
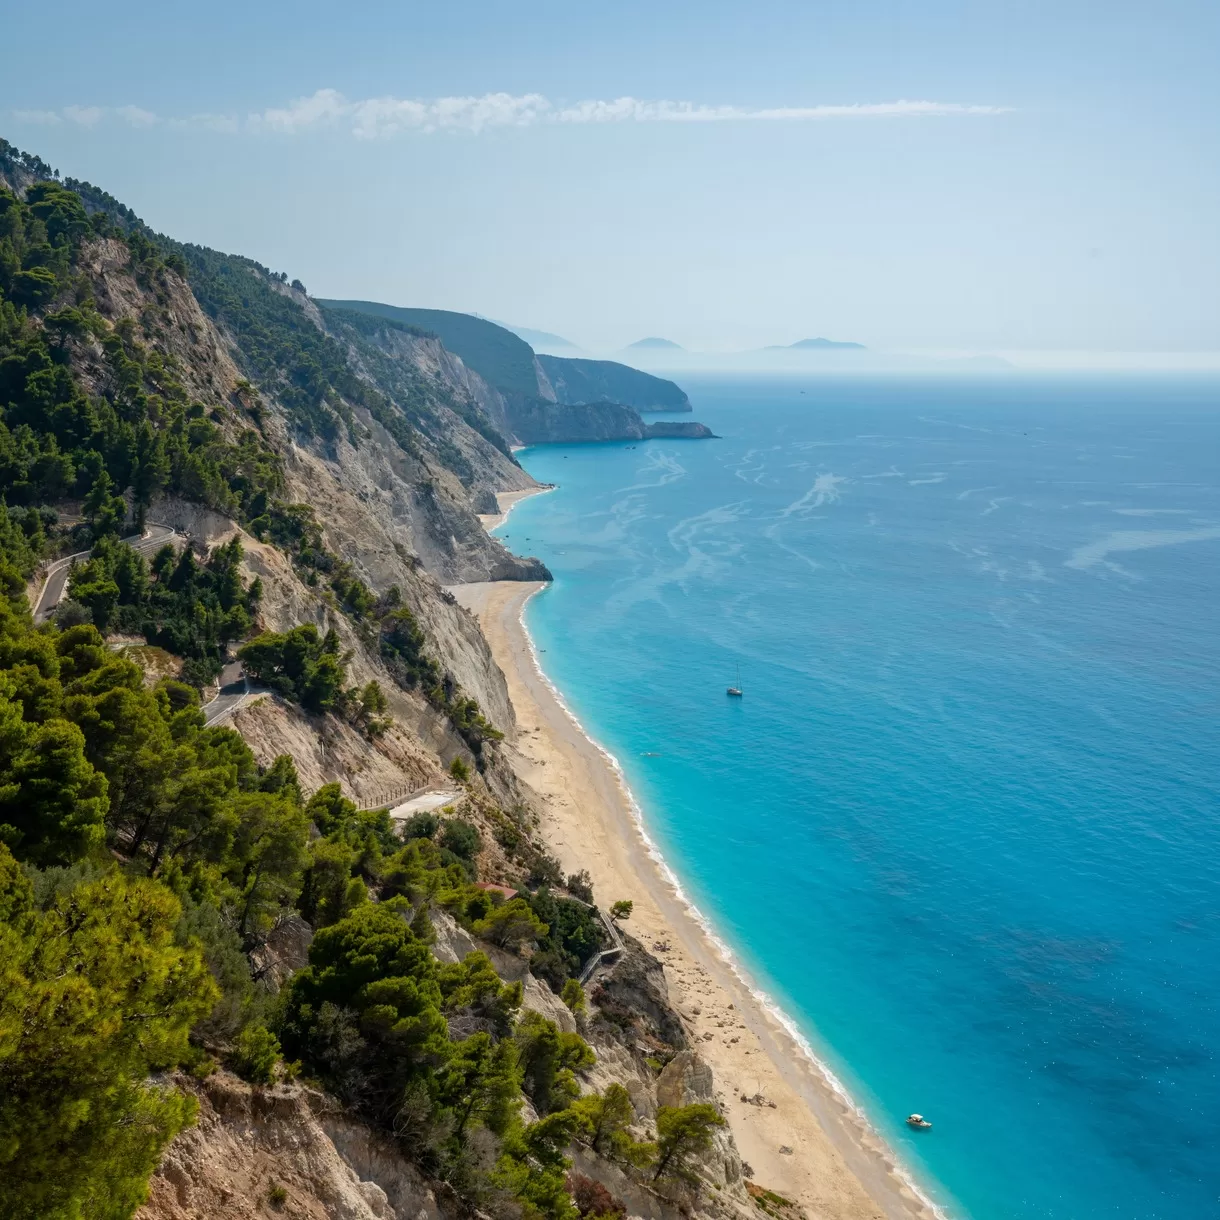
(298, 779), (463, 816)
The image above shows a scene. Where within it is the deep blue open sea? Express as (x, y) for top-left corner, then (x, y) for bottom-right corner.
(496, 375), (1220, 1220)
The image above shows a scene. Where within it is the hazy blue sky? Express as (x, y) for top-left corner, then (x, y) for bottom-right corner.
(4, 0), (1218, 355)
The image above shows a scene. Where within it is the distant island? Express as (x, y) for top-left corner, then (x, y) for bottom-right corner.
(767, 337), (867, 351)
(627, 337), (683, 350)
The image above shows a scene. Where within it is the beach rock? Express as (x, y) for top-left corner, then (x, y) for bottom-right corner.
(656, 1051), (716, 1108)
(429, 909), (481, 965)
(590, 933), (688, 1051)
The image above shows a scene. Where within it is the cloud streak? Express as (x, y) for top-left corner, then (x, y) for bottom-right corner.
(12, 90), (1012, 138)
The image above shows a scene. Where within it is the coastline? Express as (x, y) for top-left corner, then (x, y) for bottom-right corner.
(454, 522), (944, 1218)
(478, 484), (554, 532)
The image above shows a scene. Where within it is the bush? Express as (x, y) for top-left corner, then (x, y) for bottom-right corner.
(239, 624), (346, 713)
(449, 756), (470, 782)
(438, 818), (481, 861)
(561, 978), (586, 1015)
(567, 1173), (626, 1220)
(652, 1103), (725, 1189)
(566, 870), (594, 903)
(472, 898), (548, 949)
(230, 1024), (281, 1085)
(610, 900), (633, 920)
(400, 811), (440, 841)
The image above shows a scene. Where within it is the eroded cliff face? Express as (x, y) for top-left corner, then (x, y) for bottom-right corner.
(136, 1072), (449, 1220)
(17, 175), (760, 1220)
(139, 912), (761, 1220)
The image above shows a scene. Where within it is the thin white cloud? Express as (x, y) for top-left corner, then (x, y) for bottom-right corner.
(116, 105), (158, 128)
(12, 109), (62, 125)
(256, 89), (1010, 137)
(62, 105), (104, 128)
(553, 98), (1010, 123)
(253, 89), (553, 137)
(11, 91), (1012, 139)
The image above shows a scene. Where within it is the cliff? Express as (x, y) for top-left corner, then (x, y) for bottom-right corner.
(537, 354), (692, 413)
(0, 139), (755, 1220)
(646, 420), (716, 439)
(316, 300), (716, 446)
(509, 401), (716, 445)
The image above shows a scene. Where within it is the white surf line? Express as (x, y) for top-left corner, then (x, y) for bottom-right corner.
(485, 484), (557, 533)
(513, 583), (951, 1220)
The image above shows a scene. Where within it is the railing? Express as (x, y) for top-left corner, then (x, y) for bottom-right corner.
(299, 779), (463, 816)
(576, 898), (627, 984)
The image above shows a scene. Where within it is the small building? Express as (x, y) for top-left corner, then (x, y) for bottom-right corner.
(474, 882), (519, 902)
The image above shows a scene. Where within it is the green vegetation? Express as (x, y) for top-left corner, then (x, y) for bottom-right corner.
(68, 535), (259, 684)
(610, 899), (633, 920)
(570, 1083), (652, 1168)
(0, 845), (217, 1219)
(652, 1103), (726, 1187)
(528, 887), (607, 992)
(0, 145), (728, 1220)
(561, 977), (587, 1015)
(239, 624), (347, 713)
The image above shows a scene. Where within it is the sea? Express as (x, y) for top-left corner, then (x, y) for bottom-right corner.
(493, 374), (1220, 1220)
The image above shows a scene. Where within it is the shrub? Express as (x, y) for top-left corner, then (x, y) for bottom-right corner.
(400, 810), (440, 841)
(438, 818), (481, 861)
(652, 1103), (726, 1189)
(561, 978), (586, 1015)
(567, 1173), (626, 1220)
(472, 898), (548, 949)
(566, 870), (594, 903)
(610, 900), (633, 920)
(231, 1025), (281, 1085)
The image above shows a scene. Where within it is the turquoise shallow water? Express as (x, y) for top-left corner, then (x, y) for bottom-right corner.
(496, 375), (1220, 1220)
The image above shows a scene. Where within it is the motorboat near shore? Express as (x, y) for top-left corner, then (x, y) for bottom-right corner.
(906, 1113), (933, 1130)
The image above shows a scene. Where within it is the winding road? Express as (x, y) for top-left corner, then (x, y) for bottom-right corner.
(33, 523), (178, 622)
(32, 523), (251, 725)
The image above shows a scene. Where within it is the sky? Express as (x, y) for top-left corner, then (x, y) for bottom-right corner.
(4, 0), (1219, 357)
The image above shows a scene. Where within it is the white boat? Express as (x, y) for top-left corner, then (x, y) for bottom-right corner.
(727, 664), (743, 697)
(906, 1113), (933, 1130)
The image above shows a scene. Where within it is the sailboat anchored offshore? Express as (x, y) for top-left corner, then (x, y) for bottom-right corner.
(727, 665), (743, 698)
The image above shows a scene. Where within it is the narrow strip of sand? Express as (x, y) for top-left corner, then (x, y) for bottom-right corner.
(451, 575), (942, 1220)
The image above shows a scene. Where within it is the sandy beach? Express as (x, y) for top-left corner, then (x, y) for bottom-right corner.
(453, 548), (942, 1219)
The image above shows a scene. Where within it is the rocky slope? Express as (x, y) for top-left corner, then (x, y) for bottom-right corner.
(2, 145), (765, 1220)
(510, 400), (715, 445)
(317, 300), (715, 447)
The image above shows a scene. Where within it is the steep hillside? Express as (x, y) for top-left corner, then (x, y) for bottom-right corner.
(0, 137), (761, 1220)
(538, 354), (692, 412)
(320, 300), (714, 447)
(318, 299), (553, 402)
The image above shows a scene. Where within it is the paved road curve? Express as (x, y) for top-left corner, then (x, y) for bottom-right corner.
(33, 524), (178, 622)
(33, 523), (250, 723)
(202, 658), (249, 726)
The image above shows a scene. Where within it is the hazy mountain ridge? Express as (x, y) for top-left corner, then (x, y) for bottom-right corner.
(538, 353), (692, 412)
(325, 300), (714, 444)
